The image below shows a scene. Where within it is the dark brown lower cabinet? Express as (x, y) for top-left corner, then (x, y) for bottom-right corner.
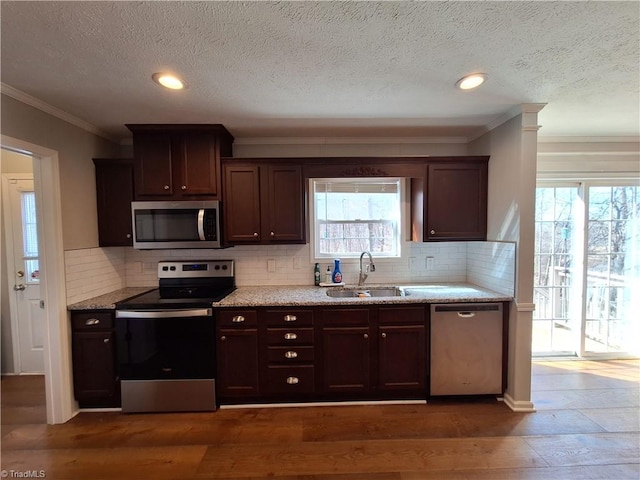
(70, 311), (120, 408)
(321, 305), (427, 399)
(216, 310), (260, 400)
(322, 326), (371, 394)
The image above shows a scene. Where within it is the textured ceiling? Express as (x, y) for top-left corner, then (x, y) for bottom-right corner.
(1, 1), (638, 142)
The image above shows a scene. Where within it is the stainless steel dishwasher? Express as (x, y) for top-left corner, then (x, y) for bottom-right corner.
(429, 303), (503, 396)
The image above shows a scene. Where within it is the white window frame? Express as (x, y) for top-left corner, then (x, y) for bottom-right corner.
(309, 177), (407, 263)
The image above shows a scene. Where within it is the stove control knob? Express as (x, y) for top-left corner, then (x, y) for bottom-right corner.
(162, 266), (169, 271)
(170, 266), (176, 271)
(222, 265), (228, 270)
(214, 265), (220, 270)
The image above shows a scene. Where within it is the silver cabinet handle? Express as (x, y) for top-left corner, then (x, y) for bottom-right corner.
(381, 332), (387, 338)
(163, 185), (170, 190)
(253, 232), (259, 237)
(363, 333), (369, 339)
(285, 351), (298, 359)
(126, 234), (131, 238)
(457, 312), (476, 318)
(284, 315), (297, 322)
(430, 229), (436, 235)
(181, 185), (187, 190)
(232, 315), (245, 323)
(286, 377), (299, 385)
(270, 231), (275, 237)
(221, 336), (226, 341)
(13, 284), (26, 291)
(85, 318), (100, 326)
(103, 338), (110, 343)
(284, 333), (297, 340)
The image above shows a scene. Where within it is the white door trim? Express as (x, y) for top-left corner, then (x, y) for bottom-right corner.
(1, 135), (76, 424)
(1, 172), (36, 373)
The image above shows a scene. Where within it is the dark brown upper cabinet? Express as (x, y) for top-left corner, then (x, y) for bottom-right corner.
(222, 160), (306, 244)
(93, 158), (134, 247)
(126, 124), (233, 201)
(411, 158), (488, 241)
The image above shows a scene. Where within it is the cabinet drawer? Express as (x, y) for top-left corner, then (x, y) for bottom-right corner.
(71, 312), (114, 330)
(218, 310), (258, 328)
(322, 307), (370, 326)
(264, 309), (313, 327)
(265, 365), (315, 394)
(378, 306), (426, 325)
(266, 328), (314, 345)
(267, 346), (314, 364)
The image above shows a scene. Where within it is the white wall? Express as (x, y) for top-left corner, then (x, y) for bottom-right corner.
(1, 94), (121, 250)
(469, 107), (543, 412)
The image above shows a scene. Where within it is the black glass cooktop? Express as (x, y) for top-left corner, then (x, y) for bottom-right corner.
(116, 287), (235, 310)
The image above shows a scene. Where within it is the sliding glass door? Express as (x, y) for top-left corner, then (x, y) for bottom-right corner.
(533, 182), (639, 357)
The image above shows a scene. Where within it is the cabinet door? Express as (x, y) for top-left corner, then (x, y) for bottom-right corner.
(133, 133), (173, 197)
(322, 327), (370, 393)
(426, 163), (487, 240)
(72, 331), (117, 404)
(378, 325), (426, 391)
(94, 159), (134, 246)
(176, 132), (220, 197)
(223, 165), (262, 243)
(263, 165), (305, 243)
(217, 329), (259, 397)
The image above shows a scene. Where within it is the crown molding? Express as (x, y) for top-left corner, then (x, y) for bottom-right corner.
(1, 83), (117, 143)
(538, 135), (640, 143)
(467, 103), (547, 142)
(234, 136), (469, 145)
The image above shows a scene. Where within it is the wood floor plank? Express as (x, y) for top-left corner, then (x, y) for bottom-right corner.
(0, 445), (208, 480)
(578, 407), (640, 433)
(401, 464), (640, 480)
(196, 437), (547, 478)
(524, 432), (640, 467)
(303, 409), (605, 442)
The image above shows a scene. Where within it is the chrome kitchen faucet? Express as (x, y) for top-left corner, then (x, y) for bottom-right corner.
(358, 251), (376, 286)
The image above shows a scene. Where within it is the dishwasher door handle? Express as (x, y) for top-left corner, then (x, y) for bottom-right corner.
(457, 312), (476, 318)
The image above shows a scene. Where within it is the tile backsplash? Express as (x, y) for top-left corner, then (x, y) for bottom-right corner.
(64, 241), (515, 304)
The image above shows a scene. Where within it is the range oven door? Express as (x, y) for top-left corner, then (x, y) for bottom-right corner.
(115, 308), (216, 413)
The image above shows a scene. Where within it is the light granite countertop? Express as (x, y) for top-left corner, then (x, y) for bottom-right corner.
(67, 283), (512, 311)
(67, 287), (154, 310)
(213, 283), (512, 308)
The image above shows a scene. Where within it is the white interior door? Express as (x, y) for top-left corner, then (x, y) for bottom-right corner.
(3, 175), (44, 373)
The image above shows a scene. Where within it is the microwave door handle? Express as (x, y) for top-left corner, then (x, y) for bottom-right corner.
(197, 209), (206, 241)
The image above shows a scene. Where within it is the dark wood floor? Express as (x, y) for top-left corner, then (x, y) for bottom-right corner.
(1, 359), (638, 479)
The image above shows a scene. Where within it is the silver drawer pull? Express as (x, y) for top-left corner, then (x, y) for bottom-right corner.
(284, 333), (297, 340)
(285, 351), (298, 359)
(457, 312), (476, 318)
(232, 315), (245, 323)
(85, 318), (100, 326)
(284, 315), (297, 322)
(286, 376), (299, 385)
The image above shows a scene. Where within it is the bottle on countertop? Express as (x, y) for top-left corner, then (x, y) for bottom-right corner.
(332, 259), (342, 283)
(314, 263), (321, 286)
(325, 266), (332, 283)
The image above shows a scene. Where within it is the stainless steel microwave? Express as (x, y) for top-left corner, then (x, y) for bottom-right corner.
(131, 201), (222, 249)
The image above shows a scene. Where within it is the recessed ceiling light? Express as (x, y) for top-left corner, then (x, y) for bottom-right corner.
(456, 73), (487, 90)
(152, 72), (186, 90)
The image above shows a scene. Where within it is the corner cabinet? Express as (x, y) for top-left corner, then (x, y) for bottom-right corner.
(93, 158), (134, 247)
(222, 160), (305, 244)
(70, 311), (120, 408)
(411, 158), (489, 241)
(126, 124), (233, 200)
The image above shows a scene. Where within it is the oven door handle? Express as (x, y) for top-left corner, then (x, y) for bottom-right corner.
(115, 308), (213, 319)
(197, 209), (206, 241)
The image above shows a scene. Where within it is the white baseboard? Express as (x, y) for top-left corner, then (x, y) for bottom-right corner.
(503, 393), (536, 412)
(220, 400), (427, 409)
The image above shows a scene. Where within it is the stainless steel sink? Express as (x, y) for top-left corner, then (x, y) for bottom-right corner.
(326, 287), (404, 298)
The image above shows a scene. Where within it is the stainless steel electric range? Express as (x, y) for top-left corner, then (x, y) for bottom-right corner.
(115, 260), (235, 413)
